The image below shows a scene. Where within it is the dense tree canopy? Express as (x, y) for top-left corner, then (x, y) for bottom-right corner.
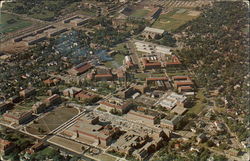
(174, 1), (249, 140)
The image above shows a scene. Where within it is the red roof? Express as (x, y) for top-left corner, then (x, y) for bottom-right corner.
(145, 62), (162, 66)
(172, 76), (189, 80)
(45, 94), (60, 102)
(75, 91), (95, 99)
(73, 63), (92, 74)
(179, 86), (193, 89)
(165, 56), (181, 65)
(95, 74), (113, 78)
(174, 81), (194, 86)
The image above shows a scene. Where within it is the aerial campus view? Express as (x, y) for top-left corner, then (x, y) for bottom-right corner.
(0, 0), (249, 161)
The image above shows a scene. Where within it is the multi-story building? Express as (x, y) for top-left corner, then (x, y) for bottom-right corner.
(19, 87), (36, 98)
(3, 110), (33, 125)
(142, 27), (164, 39)
(0, 102), (14, 114)
(126, 110), (158, 126)
(68, 62), (92, 76)
(63, 116), (120, 148)
(32, 102), (47, 114)
(0, 139), (15, 156)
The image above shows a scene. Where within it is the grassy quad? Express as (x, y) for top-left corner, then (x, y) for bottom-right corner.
(26, 106), (79, 136)
(0, 13), (32, 34)
(104, 53), (125, 68)
(152, 8), (200, 31)
(130, 9), (150, 18)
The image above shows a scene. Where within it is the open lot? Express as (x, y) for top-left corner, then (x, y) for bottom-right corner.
(152, 8), (200, 31)
(188, 89), (205, 114)
(130, 9), (150, 18)
(0, 13), (32, 34)
(48, 136), (88, 154)
(26, 106), (79, 136)
(104, 53), (125, 68)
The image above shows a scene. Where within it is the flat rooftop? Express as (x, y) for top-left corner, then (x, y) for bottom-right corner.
(144, 27), (165, 34)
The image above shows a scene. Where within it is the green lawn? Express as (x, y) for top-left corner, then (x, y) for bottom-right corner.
(30, 11), (55, 21)
(113, 43), (127, 53)
(130, 9), (150, 18)
(152, 9), (200, 31)
(188, 89), (205, 114)
(26, 106), (79, 136)
(0, 13), (32, 34)
(104, 53), (125, 68)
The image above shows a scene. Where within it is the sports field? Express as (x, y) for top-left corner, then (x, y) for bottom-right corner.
(130, 9), (150, 18)
(152, 9), (200, 31)
(0, 13), (32, 34)
(26, 106), (79, 136)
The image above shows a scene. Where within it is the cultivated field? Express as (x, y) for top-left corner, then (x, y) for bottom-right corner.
(0, 13), (32, 34)
(152, 8), (200, 31)
(26, 106), (79, 136)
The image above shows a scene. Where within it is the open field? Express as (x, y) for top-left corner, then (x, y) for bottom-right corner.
(48, 136), (88, 154)
(86, 153), (117, 161)
(188, 89), (205, 114)
(0, 13), (32, 34)
(130, 9), (150, 18)
(152, 8), (200, 31)
(104, 53), (125, 68)
(26, 106), (79, 136)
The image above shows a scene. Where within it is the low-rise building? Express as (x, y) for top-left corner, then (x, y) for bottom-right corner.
(8, 95), (22, 104)
(47, 88), (60, 96)
(160, 115), (182, 130)
(124, 56), (137, 69)
(0, 102), (14, 114)
(29, 142), (45, 153)
(134, 41), (171, 55)
(43, 77), (61, 86)
(196, 133), (207, 143)
(95, 74), (114, 81)
(88, 68), (115, 81)
(63, 87), (82, 98)
(75, 90), (97, 101)
(0, 139), (15, 156)
(68, 62), (92, 76)
(98, 97), (131, 114)
(3, 110), (33, 125)
(172, 76), (194, 95)
(164, 55), (182, 68)
(63, 116), (120, 148)
(117, 86), (139, 99)
(45, 27), (68, 38)
(126, 110), (158, 126)
(141, 58), (162, 70)
(158, 92), (187, 110)
(44, 94), (61, 107)
(32, 102), (47, 114)
(23, 34), (47, 46)
(142, 27), (164, 39)
(19, 87), (36, 98)
(70, 18), (89, 26)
